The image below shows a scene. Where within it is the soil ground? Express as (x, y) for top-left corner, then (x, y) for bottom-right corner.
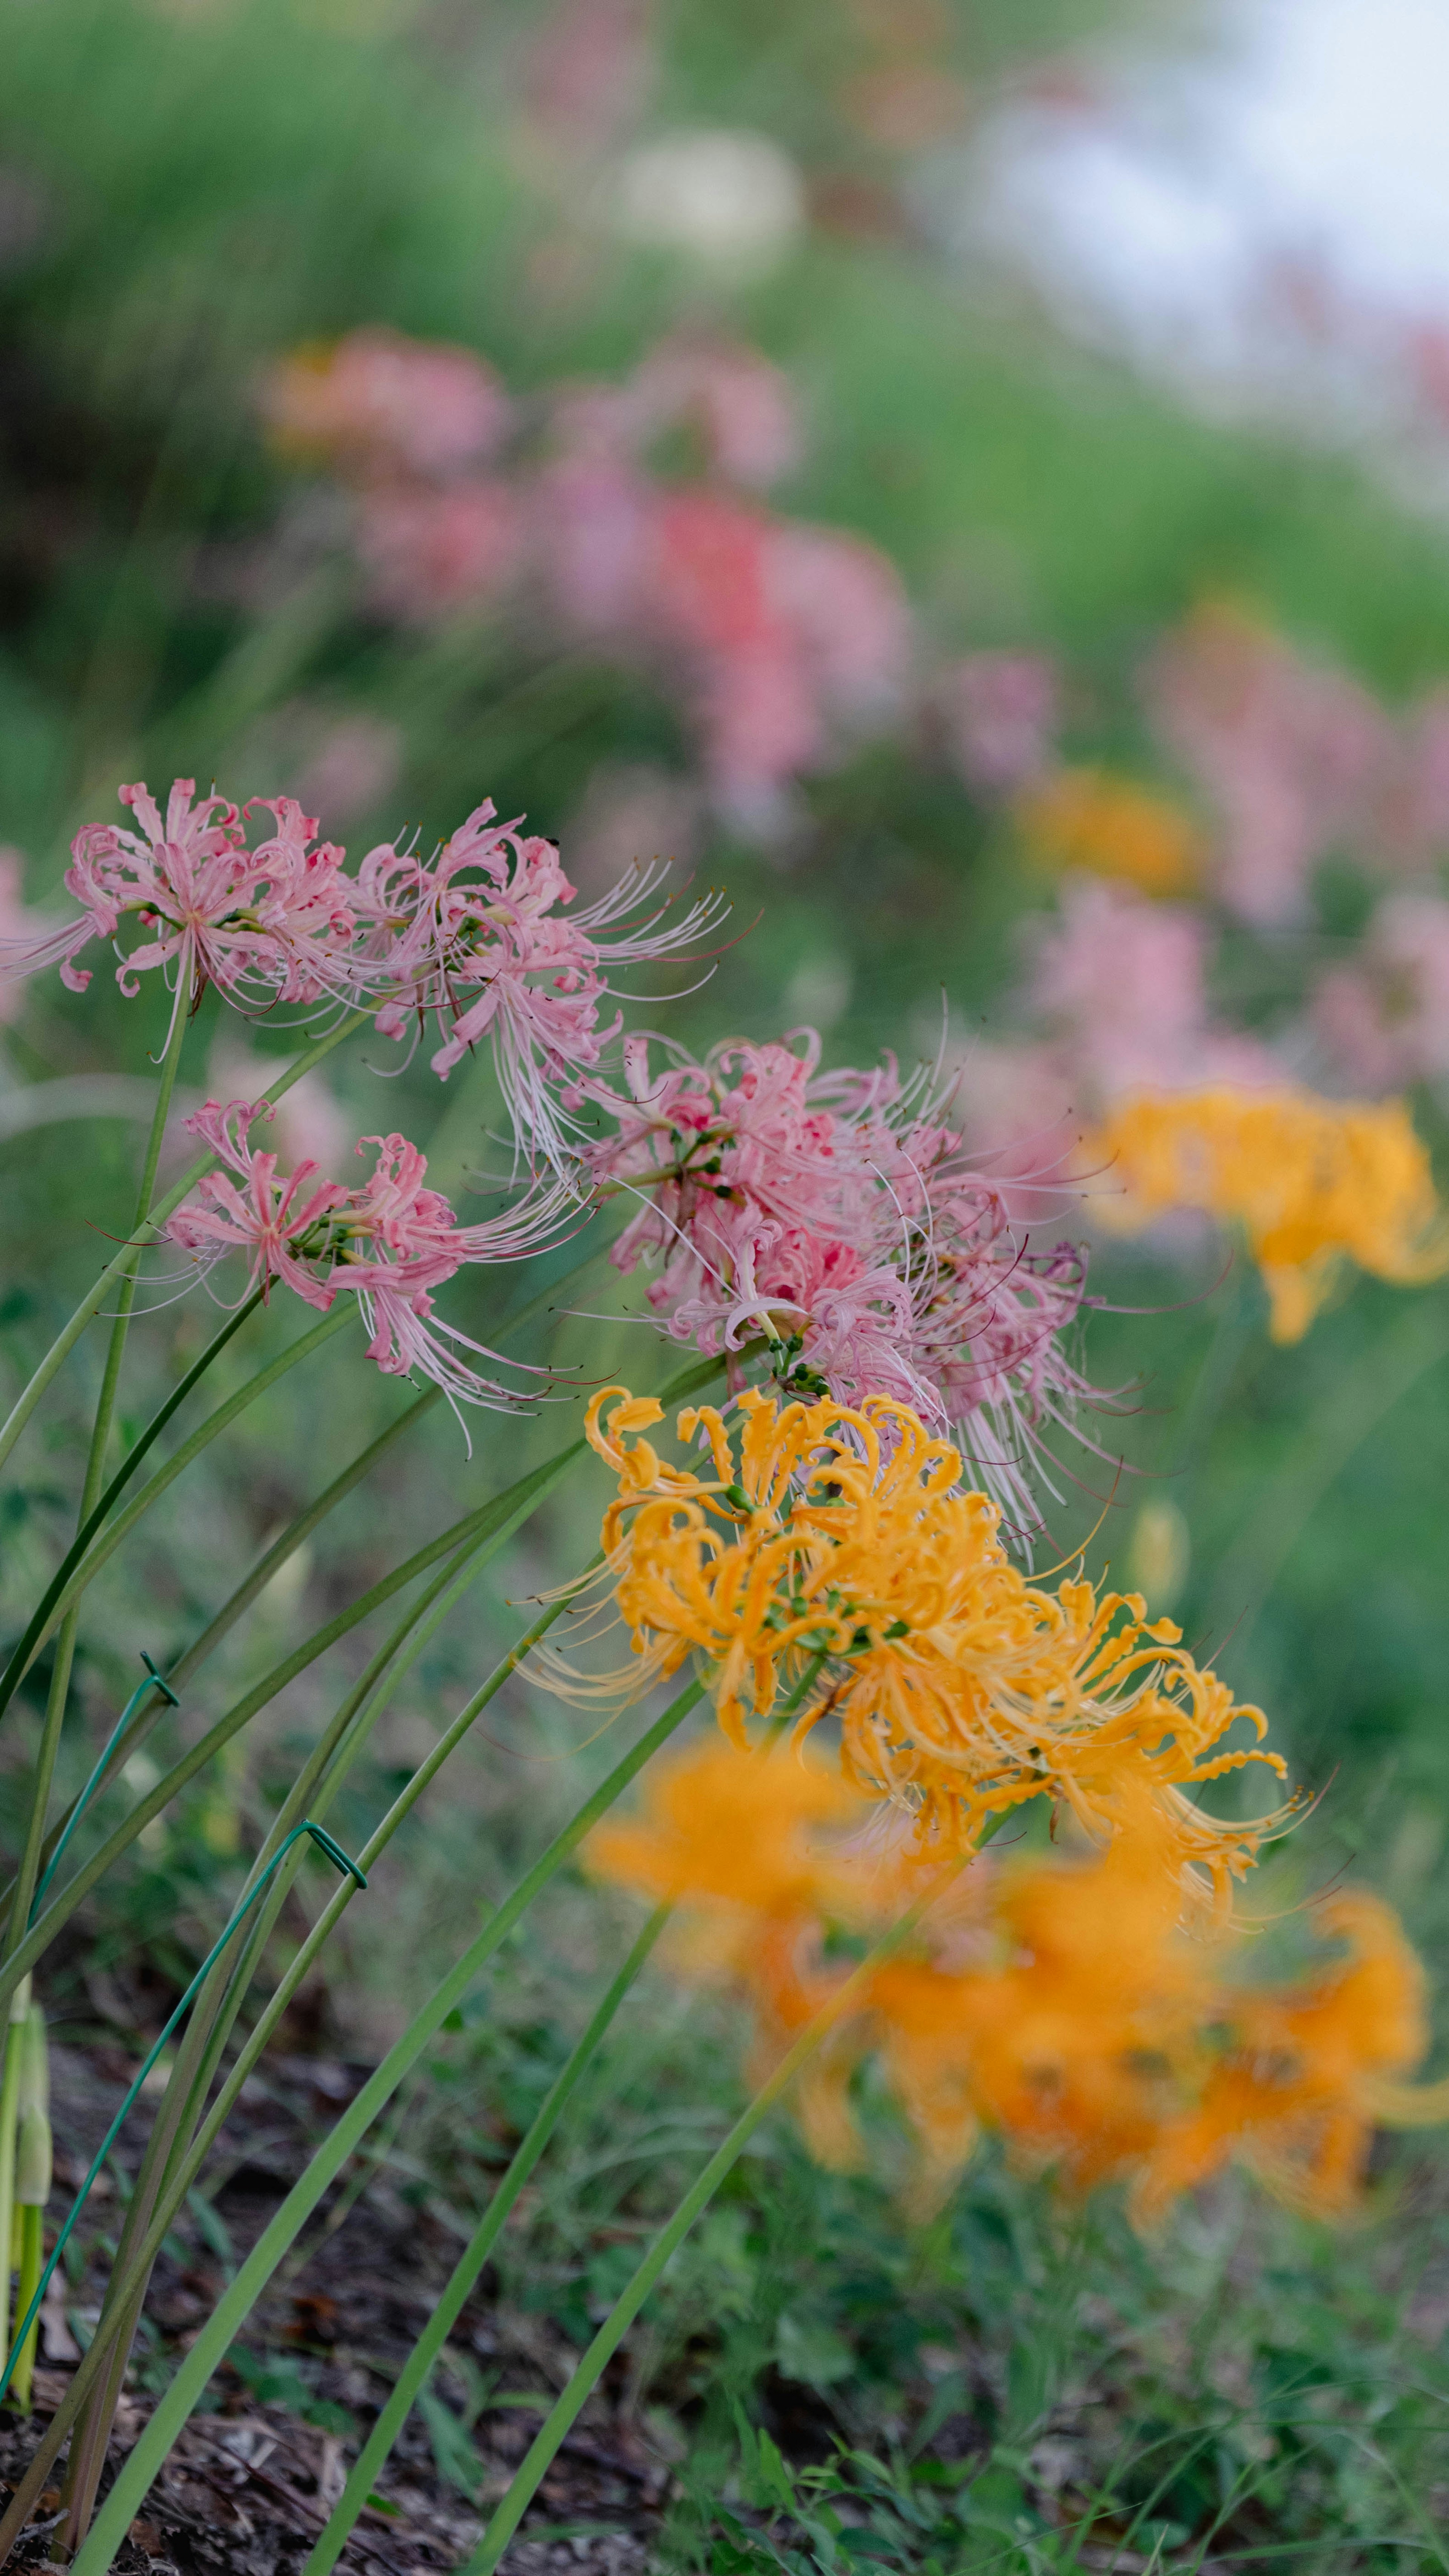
(0, 2045), (673, 2576)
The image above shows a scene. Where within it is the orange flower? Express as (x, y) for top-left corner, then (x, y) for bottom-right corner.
(1135, 1892), (1433, 2222)
(1090, 1086), (1449, 1342)
(1017, 767), (1201, 898)
(585, 1735), (881, 2170)
(560, 1384), (1294, 1889)
(590, 1726), (1448, 2223)
(868, 1806), (1218, 2202)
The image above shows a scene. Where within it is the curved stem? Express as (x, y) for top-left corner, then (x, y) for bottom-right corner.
(0, 1007), (369, 1486)
(62, 1680), (708, 2576)
(305, 1904), (671, 2576)
(0, 1290), (265, 1734)
(0, 1393), (436, 1954)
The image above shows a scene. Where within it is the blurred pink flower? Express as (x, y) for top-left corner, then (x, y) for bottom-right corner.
(1143, 605), (1390, 925)
(640, 491), (909, 821)
(533, 448), (654, 633)
(627, 334), (803, 488)
(261, 330), (512, 480)
(358, 479), (523, 623)
(166, 1098), (577, 1423)
(565, 763), (700, 900)
(525, 0), (654, 157)
(765, 524), (911, 722)
(1369, 687), (1449, 871)
(209, 1038), (352, 1174)
(1028, 879), (1276, 1104)
(1312, 893), (1449, 1091)
(0, 847), (61, 1025)
(938, 650), (1059, 796)
(292, 714), (404, 827)
(587, 1028), (1095, 1529)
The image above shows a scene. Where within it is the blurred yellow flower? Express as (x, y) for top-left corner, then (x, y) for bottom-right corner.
(1091, 1086), (1449, 1341)
(1017, 766), (1201, 897)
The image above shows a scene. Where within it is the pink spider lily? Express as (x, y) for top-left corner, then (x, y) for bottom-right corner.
(355, 798), (729, 1168)
(584, 1030), (1100, 1532)
(0, 781), (367, 1027)
(165, 1099), (580, 1425)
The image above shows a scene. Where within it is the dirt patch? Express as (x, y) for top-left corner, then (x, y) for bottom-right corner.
(0, 2045), (679, 2575)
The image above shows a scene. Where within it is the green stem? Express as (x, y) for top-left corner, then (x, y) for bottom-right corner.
(0, 1007), (369, 1486)
(0, 1440), (577, 2016)
(0, 1348), (724, 2016)
(305, 1903), (671, 2576)
(11, 2204), (41, 2412)
(460, 1883), (952, 2576)
(0, 1978), (29, 2366)
(0, 1394), (435, 1955)
(65, 1681), (708, 2575)
(7, 1305), (353, 1704)
(0, 1290), (265, 1736)
(2, 1001), (189, 1959)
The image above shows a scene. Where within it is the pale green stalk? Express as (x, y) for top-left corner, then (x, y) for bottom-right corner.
(0, 1006), (370, 1484)
(0, 1344), (721, 2015)
(305, 1903), (671, 2576)
(0, 1973), (30, 2363)
(54, 1680), (709, 2573)
(460, 1880), (957, 2576)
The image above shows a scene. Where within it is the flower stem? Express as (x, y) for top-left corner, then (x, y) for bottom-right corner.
(0, 1007), (369, 1487)
(0, 1288), (266, 1737)
(3, 1304), (352, 1712)
(458, 1878), (957, 2576)
(304, 1903), (672, 2576)
(0, 1974), (30, 2368)
(63, 1680), (707, 2576)
(1, 997), (190, 2028)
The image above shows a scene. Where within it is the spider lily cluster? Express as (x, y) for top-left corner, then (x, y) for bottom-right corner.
(2, 741), (1448, 2571)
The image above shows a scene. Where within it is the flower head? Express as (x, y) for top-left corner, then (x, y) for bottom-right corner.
(2, 781), (366, 1024)
(356, 798), (729, 1166)
(1143, 602), (1389, 926)
(165, 1098), (577, 1422)
(1312, 892), (1449, 1092)
(554, 1384), (1294, 1888)
(588, 1030), (1095, 1528)
(1091, 1085), (1449, 1341)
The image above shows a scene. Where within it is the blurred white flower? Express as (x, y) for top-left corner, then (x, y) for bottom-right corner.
(612, 129), (804, 270)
